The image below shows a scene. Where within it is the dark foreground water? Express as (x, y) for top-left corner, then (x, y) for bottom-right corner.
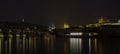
(0, 35), (120, 54)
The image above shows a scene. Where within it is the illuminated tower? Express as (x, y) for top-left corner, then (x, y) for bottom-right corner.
(64, 23), (69, 28)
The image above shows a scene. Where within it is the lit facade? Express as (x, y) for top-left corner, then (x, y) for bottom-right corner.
(86, 17), (110, 27)
(64, 23), (69, 28)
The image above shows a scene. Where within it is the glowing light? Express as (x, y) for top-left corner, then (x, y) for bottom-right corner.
(93, 33), (97, 35)
(48, 24), (56, 31)
(16, 34), (20, 37)
(70, 38), (82, 54)
(34, 27), (37, 29)
(89, 38), (91, 54)
(104, 23), (120, 25)
(9, 34), (13, 38)
(118, 20), (120, 23)
(0, 33), (4, 38)
(9, 29), (12, 32)
(0, 29), (1, 32)
(89, 33), (92, 36)
(70, 32), (82, 36)
(26, 28), (29, 30)
(64, 23), (69, 28)
(22, 18), (25, 22)
(23, 34), (26, 37)
(94, 38), (97, 53)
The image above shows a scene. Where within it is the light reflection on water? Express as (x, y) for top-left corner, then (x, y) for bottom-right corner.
(0, 35), (119, 54)
(69, 38), (98, 54)
(70, 38), (82, 54)
(89, 38), (91, 54)
(0, 37), (38, 54)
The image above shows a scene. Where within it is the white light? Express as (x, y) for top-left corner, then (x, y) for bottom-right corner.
(34, 27), (37, 29)
(89, 33), (92, 36)
(0, 29), (1, 32)
(118, 20), (120, 23)
(23, 34), (26, 37)
(89, 38), (91, 54)
(16, 34), (20, 37)
(48, 24), (56, 31)
(70, 32), (82, 36)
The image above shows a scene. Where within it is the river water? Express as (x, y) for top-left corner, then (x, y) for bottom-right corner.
(0, 35), (120, 54)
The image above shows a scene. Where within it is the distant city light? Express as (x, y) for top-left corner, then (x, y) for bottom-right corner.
(70, 32), (82, 36)
(0, 33), (4, 38)
(89, 33), (92, 36)
(64, 23), (69, 28)
(48, 24), (56, 31)
(22, 18), (25, 22)
(118, 20), (120, 23)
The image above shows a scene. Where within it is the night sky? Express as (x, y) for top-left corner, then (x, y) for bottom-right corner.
(0, 0), (120, 27)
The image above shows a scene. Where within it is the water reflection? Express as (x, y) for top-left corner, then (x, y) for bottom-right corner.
(0, 35), (120, 54)
(0, 38), (1, 54)
(94, 38), (97, 54)
(69, 38), (98, 54)
(70, 38), (82, 54)
(89, 38), (91, 54)
(0, 37), (39, 54)
(0, 37), (100, 54)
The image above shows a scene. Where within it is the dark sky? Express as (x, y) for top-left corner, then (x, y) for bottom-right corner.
(0, 0), (120, 27)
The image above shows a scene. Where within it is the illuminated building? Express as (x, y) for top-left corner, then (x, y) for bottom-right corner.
(0, 22), (47, 38)
(86, 17), (110, 27)
(64, 23), (69, 28)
